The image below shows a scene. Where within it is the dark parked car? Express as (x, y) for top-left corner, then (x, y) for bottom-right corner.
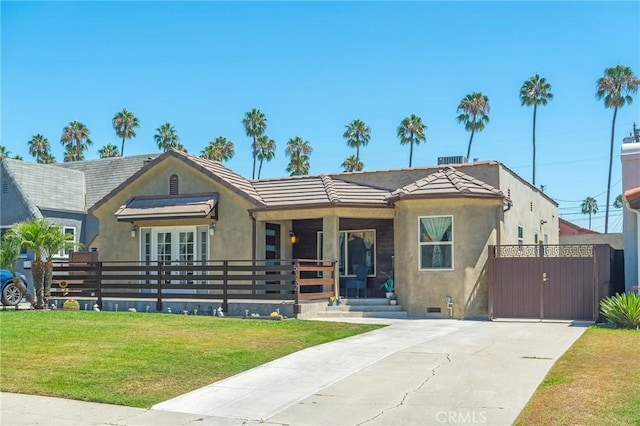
(1, 269), (29, 306)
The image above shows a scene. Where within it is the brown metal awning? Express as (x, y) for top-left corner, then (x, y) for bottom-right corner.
(115, 193), (219, 221)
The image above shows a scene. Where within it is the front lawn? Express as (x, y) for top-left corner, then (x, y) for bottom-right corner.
(516, 326), (640, 425)
(0, 311), (381, 407)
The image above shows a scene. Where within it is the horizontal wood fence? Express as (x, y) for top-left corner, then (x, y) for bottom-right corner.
(51, 259), (337, 315)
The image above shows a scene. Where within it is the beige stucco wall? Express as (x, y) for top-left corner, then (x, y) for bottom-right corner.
(497, 167), (558, 245)
(394, 197), (502, 319)
(92, 156), (255, 262)
(560, 233), (624, 250)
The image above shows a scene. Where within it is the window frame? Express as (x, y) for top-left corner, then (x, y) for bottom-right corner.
(316, 229), (376, 277)
(517, 225), (524, 246)
(56, 226), (77, 258)
(418, 215), (454, 271)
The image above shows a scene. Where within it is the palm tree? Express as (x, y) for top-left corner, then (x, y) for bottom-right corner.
(242, 109), (267, 179)
(457, 92), (490, 160)
(154, 122), (180, 152)
(201, 137), (235, 162)
(98, 144), (121, 158)
(60, 121), (92, 162)
(596, 65), (639, 233)
(343, 119), (371, 170)
(613, 194), (624, 209)
(112, 108), (140, 156)
(397, 114), (427, 167)
(28, 134), (53, 164)
(40, 153), (56, 164)
(520, 75), (553, 186)
(256, 135), (276, 179)
(0, 230), (35, 306)
(0, 146), (12, 160)
(13, 219), (79, 309)
(581, 196), (598, 230)
(285, 136), (313, 176)
(342, 154), (364, 172)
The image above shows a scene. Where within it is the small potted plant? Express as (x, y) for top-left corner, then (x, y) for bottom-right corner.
(328, 295), (339, 306)
(389, 293), (398, 306)
(380, 271), (395, 299)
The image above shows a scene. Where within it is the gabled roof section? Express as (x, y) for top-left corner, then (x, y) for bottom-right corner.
(2, 158), (85, 215)
(252, 174), (391, 209)
(388, 166), (504, 202)
(54, 154), (159, 208)
(89, 150), (265, 213)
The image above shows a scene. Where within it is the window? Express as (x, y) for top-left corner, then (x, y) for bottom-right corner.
(169, 174), (179, 195)
(0, 227), (27, 256)
(534, 231), (539, 244)
(517, 225), (524, 246)
(543, 234), (548, 245)
(419, 216), (453, 270)
(58, 227), (76, 257)
(317, 230), (376, 277)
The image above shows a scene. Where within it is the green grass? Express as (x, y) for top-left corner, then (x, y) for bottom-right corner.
(0, 311), (381, 408)
(516, 326), (640, 426)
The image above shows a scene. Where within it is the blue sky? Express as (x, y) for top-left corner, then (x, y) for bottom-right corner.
(2, 1), (639, 233)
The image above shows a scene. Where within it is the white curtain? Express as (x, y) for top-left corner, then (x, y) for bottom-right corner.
(422, 217), (451, 267)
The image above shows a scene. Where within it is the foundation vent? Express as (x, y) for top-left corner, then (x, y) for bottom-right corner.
(426, 307), (442, 313)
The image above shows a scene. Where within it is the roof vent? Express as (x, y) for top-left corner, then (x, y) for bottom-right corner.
(438, 156), (468, 165)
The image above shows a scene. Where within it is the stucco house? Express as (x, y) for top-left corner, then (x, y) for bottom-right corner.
(0, 155), (157, 283)
(86, 149), (559, 319)
(621, 132), (640, 292)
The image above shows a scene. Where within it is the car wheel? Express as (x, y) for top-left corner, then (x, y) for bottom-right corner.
(2, 282), (24, 306)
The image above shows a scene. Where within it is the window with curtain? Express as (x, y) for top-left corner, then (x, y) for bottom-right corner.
(419, 216), (453, 270)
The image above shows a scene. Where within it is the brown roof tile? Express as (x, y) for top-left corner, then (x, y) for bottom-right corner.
(388, 166), (503, 201)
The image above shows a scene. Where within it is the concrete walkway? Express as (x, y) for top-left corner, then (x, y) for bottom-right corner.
(1, 319), (588, 426)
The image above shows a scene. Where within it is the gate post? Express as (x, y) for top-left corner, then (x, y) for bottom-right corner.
(294, 260), (301, 316)
(222, 260), (229, 313)
(95, 261), (103, 310)
(488, 246), (495, 320)
(156, 261), (163, 312)
(539, 241), (545, 320)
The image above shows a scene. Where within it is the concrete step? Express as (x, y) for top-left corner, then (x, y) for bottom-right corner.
(316, 311), (408, 319)
(326, 305), (403, 312)
(340, 298), (394, 306)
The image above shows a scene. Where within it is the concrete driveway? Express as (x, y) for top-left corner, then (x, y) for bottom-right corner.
(2, 319), (588, 426)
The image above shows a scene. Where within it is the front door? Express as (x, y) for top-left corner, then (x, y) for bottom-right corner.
(265, 223), (281, 291)
(141, 226), (203, 291)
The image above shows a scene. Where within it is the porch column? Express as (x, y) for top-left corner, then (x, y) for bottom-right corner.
(322, 215), (340, 297)
(255, 220), (266, 261)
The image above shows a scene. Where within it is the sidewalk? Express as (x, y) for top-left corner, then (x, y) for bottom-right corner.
(1, 319), (588, 426)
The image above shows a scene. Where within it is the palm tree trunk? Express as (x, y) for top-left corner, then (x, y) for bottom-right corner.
(43, 261), (54, 308)
(252, 137), (257, 179)
(605, 107), (618, 233)
(409, 140), (414, 167)
(121, 137), (126, 157)
(31, 260), (46, 309)
(532, 104), (537, 185)
(466, 130), (475, 160)
(258, 159), (264, 179)
(589, 213), (592, 230)
(356, 145), (360, 169)
(11, 274), (35, 306)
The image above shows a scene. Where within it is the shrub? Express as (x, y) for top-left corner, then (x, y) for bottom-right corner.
(62, 299), (80, 311)
(600, 292), (640, 329)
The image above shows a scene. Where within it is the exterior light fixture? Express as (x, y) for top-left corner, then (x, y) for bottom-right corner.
(289, 230), (298, 244)
(540, 220), (548, 225)
(130, 224), (138, 238)
(209, 223), (216, 236)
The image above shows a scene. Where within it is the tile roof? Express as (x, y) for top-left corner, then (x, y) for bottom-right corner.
(54, 154), (159, 208)
(2, 158), (85, 215)
(388, 166), (504, 201)
(252, 175), (391, 209)
(115, 193), (218, 220)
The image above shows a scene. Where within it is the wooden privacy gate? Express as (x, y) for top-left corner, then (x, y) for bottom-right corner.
(488, 244), (611, 321)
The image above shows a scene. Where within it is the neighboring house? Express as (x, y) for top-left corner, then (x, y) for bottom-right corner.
(0, 154), (158, 287)
(559, 218), (623, 250)
(88, 149), (559, 319)
(621, 132), (640, 291)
